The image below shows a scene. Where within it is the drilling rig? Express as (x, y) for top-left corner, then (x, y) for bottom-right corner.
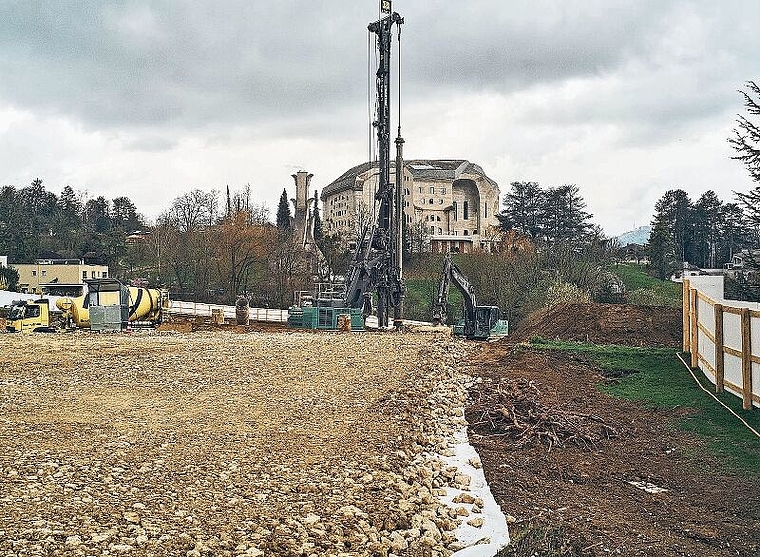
(342, 2), (405, 328)
(288, 1), (405, 331)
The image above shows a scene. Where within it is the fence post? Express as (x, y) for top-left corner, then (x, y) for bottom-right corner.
(741, 308), (753, 410)
(683, 279), (691, 352)
(714, 303), (724, 393)
(690, 288), (699, 368)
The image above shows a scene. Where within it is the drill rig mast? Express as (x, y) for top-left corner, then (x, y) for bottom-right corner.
(343, 3), (405, 328)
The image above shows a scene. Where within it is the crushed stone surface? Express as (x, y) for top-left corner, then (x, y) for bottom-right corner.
(0, 330), (495, 556)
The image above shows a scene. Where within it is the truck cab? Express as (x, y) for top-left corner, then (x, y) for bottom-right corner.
(6, 299), (54, 333)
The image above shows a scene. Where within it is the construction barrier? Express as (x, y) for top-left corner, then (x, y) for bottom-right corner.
(168, 301), (288, 324)
(683, 276), (760, 410)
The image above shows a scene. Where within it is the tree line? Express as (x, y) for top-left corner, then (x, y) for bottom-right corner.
(0, 181), (318, 307)
(647, 188), (759, 278)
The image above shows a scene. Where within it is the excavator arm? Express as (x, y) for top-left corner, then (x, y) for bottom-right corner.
(432, 254), (478, 336)
(432, 253), (505, 340)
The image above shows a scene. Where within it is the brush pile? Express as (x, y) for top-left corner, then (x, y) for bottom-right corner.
(469, 379), (617, 451)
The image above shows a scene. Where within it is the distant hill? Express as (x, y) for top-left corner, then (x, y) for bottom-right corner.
(614, 225), (651, 246)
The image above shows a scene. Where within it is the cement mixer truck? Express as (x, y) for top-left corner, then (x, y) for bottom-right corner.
(57, 279), (168, 329)
(6, 279), (168, 332)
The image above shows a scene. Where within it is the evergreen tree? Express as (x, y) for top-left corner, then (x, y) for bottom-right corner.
(718, 202), (751, 263)
(497, 181), (544, 239)
(312, 191), (324, 243)
(651, 189), (693, 263)
(276, 188), (292, 230)
(648, 218), (678, 279)
(541, 184), (592, 244)
(729, 81), (760, 183)
(691, 190), (723, 268)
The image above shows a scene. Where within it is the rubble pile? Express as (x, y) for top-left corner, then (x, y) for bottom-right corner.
(0, 330), (497, 556)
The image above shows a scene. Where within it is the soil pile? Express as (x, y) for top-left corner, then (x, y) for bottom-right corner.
(511, 303), (682, 347)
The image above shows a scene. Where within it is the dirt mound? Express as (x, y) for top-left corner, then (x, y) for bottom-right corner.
(512, 303), (682, 347)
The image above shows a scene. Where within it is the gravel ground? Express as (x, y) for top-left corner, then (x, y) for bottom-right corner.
(0, 330), (488, 556)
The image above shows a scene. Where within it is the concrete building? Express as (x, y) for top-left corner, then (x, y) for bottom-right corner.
(321, 160), (500, 253)
(12, 259), (109, 294)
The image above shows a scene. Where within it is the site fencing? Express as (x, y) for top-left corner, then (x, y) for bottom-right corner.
(169, 301), (288, 323)
(683, 276), (760, 410)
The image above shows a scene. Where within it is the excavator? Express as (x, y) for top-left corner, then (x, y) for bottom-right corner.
(431, 254), (508, 340)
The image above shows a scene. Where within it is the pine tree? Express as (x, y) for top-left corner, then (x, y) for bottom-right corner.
(497, 181), (544, 239)
(692, 191), (723, 268)
(312, 190), (324, 244)
(276, 188), (292, 230)
(729, 81), (760, 183)
(651, 189), (693, 264)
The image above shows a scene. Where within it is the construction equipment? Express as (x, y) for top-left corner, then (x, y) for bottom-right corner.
(288, 2), (405, 330)
(5, 299), (60, 333)
(431, 254), (508, 340)
(57, 279), (167, 329)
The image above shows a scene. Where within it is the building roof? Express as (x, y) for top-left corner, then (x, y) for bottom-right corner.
(321, 159), (496, 200)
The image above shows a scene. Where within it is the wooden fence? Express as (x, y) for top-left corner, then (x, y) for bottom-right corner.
(683, 277), (760, 410)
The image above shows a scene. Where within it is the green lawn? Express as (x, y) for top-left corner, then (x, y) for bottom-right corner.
(610, 263), (682, 307)
(529, 339), (760, 474)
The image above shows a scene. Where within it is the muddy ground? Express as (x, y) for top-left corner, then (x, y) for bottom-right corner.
(467, 304), (759, 556)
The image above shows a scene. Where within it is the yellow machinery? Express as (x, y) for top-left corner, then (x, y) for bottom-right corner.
(6, 299), (58, 333)
(57, 279), (167, 329)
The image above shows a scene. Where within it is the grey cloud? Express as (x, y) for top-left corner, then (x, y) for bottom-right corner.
(1, 0), (758, 143)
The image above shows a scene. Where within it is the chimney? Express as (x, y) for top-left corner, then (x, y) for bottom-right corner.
(291, 171), (313, 212)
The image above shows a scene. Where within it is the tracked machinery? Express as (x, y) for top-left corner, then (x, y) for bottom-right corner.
(431, 254), (508, 340)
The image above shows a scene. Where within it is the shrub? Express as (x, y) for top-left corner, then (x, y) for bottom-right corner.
(546, 282), (591, 306)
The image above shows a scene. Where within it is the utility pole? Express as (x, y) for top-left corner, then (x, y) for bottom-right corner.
(368, 2), (404, 328)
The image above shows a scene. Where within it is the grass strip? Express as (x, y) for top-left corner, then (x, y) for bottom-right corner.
(528, 339), (760, 474)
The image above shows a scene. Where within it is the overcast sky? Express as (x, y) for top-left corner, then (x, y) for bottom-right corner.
(1, 0), (758, 236)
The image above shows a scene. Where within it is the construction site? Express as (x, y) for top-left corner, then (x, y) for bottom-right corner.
(2, 4), (760, 557)
(1, 301), (759, 556)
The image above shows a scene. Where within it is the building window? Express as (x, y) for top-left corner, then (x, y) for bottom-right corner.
(436, 215), (441, 222)
(441, 187), (446, 195)
(32, 270), (37, 277)
(429, 187), (434, 195)
(453, 202), (457, 221)
(82, 271), (87, 280)
(484, 202), (488, 218)
(464, 230), (469, 236)
(418, 187), (422, 194)
(439, 199), (444, 204)
(438, 227), (442, 234)
(41, 270), (46, 277)
(430, 226), (435, 234)
(463, 201), (469, 220)
(429, 198), (434, 205)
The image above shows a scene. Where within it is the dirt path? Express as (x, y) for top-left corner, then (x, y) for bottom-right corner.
(466, 340), (760, 556)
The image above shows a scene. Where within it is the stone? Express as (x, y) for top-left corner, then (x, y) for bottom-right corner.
(467, 518), (484, 528)
(123, 511), (141, 524)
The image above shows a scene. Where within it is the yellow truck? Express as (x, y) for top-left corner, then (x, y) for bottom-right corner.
(5, 299), (59, 333)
